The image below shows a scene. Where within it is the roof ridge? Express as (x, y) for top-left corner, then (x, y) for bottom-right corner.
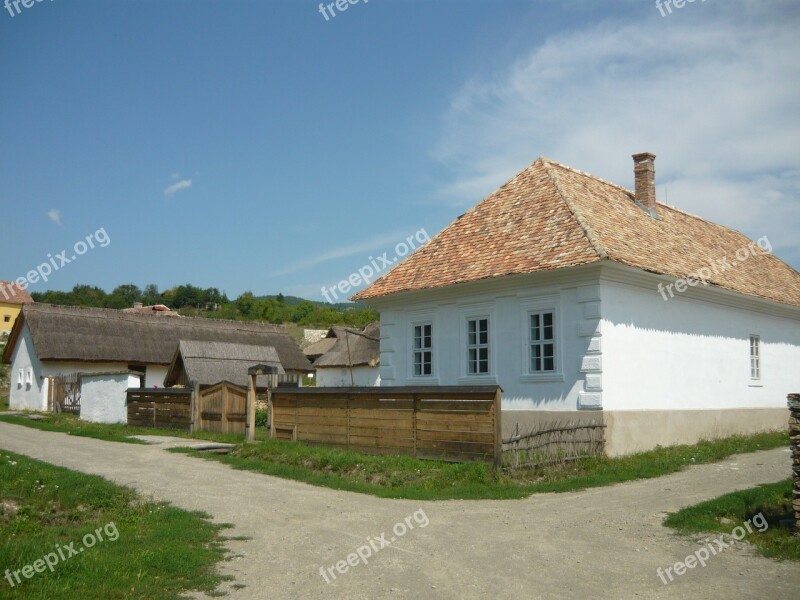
(540, 157), (608, 260)
(542, 157), (634, 196)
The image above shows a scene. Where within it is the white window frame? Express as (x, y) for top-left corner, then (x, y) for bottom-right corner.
(465, 316), (490, 376)
(17, 368), (24, 388)
(749, 334), (761, 381)
(25, 368), (33, 386)
(520, 296), (563, 383)
(411, 321), (434, 378)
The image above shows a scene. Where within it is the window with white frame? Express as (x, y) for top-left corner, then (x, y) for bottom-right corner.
(25, 368), (33, 385)
(466, 317), (489, 375)
(530, 311), (556, 372)
(17, 368), (23, 387)
(412, 323), (433, 376)
(749, 335), (761, 380)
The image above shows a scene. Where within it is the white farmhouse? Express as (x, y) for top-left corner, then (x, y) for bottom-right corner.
(353, 153), (800, 455)
(3, 304), (312, 411)
(305, 322), (381, 387)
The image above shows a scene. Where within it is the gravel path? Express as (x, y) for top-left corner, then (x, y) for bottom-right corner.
(1, 421), (797, 599)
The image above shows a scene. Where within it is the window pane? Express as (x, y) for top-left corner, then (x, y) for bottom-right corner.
(543, 312), (553, 327)
(544, 356), (554, 371)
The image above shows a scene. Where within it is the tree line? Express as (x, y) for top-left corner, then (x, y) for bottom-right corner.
(30, 284), (378, 328)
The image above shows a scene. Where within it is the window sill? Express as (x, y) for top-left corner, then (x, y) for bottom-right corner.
(748, 381), (763, 387)
(409, 377), (440, 385)
(457, 376), (497, 385)
(520, 373), (565, 383)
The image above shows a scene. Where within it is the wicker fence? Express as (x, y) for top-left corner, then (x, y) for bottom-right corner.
(502, 420), (606, 470)
(270, 386), (502, 465)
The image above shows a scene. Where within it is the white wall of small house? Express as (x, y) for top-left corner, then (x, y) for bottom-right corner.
(600, 266), (800, 411)
(146, 365), (169, 388)
(374, 266), (602, 411)
(7, 322), (150, 410)
(80, 373), (140, 424)
(316, 366), (380, 387)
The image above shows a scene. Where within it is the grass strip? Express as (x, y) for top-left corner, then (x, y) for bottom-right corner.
(0, 450), (230, 599)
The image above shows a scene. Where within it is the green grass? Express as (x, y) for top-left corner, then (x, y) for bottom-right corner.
(171, 430), (790, 500)
(0, 395), (9, 412)
(664, 479), (799, 561)
(0, 411), (265, 445)
(0, 451), (229, 599)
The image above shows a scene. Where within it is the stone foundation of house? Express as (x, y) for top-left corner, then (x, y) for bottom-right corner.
(502, 408), (788, 457)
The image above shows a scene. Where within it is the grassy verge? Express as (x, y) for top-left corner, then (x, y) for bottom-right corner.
(664, 479), (799, 561)
(0, 411), (266, 445)
(171, 430), (789, 500)
(0, 451), (229, 599)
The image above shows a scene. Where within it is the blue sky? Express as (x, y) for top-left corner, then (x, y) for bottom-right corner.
(1, 0), (798, 303)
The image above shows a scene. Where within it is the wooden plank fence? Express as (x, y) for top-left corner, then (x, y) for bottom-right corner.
(270, 386), (502, 465)
(126, 388), (192, 430)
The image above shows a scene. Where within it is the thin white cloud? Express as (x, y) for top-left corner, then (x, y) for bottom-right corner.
(164, 179), (192, 198)
(268, 228), (424, 277)
(46, 209), (62, 226)
(433, 2), (800, 263)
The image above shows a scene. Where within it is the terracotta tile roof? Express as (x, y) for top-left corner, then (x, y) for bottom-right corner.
(0, 281), (34, 304)
(352, 157), (800, 308)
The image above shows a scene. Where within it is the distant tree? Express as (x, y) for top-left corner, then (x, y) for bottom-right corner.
(236, 292), (255, 317)
(276, 293), (285, 304)
(70, 285), (107, 307)
(106, 284), (142, 309)
(142, 284), (161, 306)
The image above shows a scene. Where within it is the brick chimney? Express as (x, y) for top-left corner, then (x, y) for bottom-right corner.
(632, 152), (657, 211)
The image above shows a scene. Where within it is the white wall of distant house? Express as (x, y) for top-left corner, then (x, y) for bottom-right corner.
(8, 322), (151, 410)
(316, 366), (380, 387)
(146, 365), (169, 388)
(601, 273), (800, 411)
(80, 372), (140, 424)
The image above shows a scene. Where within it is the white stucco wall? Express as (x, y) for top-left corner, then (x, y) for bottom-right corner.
(8, 323), (46, 410)
(374, 266), (601, 411)
(145, 365), (169, 388)
(80, 373), (139, 424)
(600, 267), (800, 411)
(8, 323), (145, 410)
(316, 366), (380, 387)
(371, 262), (800, 414)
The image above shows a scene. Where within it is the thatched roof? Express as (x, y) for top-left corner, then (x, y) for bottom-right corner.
(2, 303), (312, 372)
(303, 337), (337, 360)
(164, 340), (286, 388)
(313, 322), (380, 369)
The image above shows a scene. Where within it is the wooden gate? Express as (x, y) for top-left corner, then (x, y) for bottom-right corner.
(196, 382), (248, 434)
(47, 373), (81, 414)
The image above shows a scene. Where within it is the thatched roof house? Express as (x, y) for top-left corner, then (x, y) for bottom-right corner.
(309, 322), (381, 387)
(3, 303), (311, 410)
(164, 340), (286, 388)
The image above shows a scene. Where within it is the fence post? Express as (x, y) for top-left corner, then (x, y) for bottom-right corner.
(247, 374), (257, 442)
(191, 382), (200, 433)
(412, 394), (419, 458)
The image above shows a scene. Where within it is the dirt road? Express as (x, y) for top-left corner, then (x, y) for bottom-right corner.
(1, 422), (796, 599)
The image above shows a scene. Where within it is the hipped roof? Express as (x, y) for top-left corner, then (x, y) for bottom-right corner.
(313, 322), (380, 368)
(2, 303), (312, 372)
(352, 157), (800, 308)
(164, 340), (286, 388)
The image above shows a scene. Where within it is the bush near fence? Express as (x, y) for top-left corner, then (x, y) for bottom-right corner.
(270, 386), (502, 465)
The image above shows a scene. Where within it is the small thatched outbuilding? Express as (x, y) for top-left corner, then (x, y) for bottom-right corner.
(164, 340), (286, 389)
(308, 322), (380, 387)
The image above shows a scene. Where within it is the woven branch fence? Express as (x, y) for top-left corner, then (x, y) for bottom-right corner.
(502, 420), (606, 470)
